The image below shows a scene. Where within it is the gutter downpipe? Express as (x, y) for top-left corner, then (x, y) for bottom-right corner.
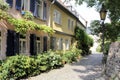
(48, 0), (56, 27)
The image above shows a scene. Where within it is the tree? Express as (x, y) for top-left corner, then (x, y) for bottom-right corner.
(90, 20), (120, 42)
(75, 27), (93, 56)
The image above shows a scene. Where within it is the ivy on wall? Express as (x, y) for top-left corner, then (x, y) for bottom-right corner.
(0, 9), (54, 35)
(0, 1), (54, 35)
(0, 0), (9, 11)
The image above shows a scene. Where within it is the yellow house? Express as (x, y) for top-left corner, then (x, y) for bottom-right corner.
(0, 0), (85, 60)
(49, 0), (86, 50)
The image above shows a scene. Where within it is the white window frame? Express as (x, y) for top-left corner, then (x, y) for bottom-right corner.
(19, 38), (26, 54)
(71, 21), (74, 31)
(43, 1), (47, 20)
(21, 0), (29, 11)
(68, 18), (74, 31)
(34, 0), (47, 20)
(36, 37), (41, 53)
(54, 10), (61, 24)
(58, 38), (63, 50)
(0, 33), (1, 54)
(68, 19), (71, 29)
(65, 39), (70, 50)
(34, 0), (43, 18)
(50, 37), (56, 50)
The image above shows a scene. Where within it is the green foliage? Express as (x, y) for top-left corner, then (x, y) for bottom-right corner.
(22, 11), (34, 20)
(0, 48), (82, 79)
(0, 0), (9, 11)
(104, 41), (111, 55)
(90, 20), (101, 36)
(90, 20), (120, 42)
(0, 55), (33, 79)
(75, 26), (93, 56)
(7, 18), (55, 35)
(96, 44), (102, 52)
(0, 9), (54, 35)
(0, 9), (10, 20)
(61, 46), (82, 63)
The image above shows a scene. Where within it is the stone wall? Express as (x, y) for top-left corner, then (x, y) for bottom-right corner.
(105, 42), (120, 79)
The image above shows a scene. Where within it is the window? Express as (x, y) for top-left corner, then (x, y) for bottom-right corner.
(15, 0), (29, 11)
(54, 10), (61, 24)
(65, 39), (70, 50)
(34, 0), (47, 20)
(0, 32), (1, 54)
(43, 1), (47, 20)
(68, 19), (74, 31)
(36, 37), (41, 53)
(16, 0), (21, 10)
(68, 19), (70, 29)
(21, 0), (29, 11)
(19, 36), (26, 53)
(50, 37), (56, 50)
(71, 21), (74, 31)
(6, 0), (13, 7)
(58, 38), (63, 50)
(34, 0), (42, 18)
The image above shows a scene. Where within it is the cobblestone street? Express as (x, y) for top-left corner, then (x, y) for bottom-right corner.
(29, 53), (103, 80)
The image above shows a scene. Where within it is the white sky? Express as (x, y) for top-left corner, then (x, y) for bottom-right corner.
(61, 0), (110, 27)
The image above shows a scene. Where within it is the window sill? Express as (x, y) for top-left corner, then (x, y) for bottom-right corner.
(34, 17), (47, 22)
(54, 22), (62, 26)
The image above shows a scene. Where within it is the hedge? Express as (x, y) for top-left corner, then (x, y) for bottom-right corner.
(0, 48), (82, 80)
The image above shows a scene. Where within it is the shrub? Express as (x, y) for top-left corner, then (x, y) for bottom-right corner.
(0, 48), (82, 79)
(48, 53), (63, 69)
(0, 0), (9, 11)
(75, 26), (93, 56)
(22, 11), (34, 20)
(104, 41), (111, 55)
(0, 55), (32, 79)
(96, 44), (102, 52)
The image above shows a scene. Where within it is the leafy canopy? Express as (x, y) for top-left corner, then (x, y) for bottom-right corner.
(90, 20), (120, 42)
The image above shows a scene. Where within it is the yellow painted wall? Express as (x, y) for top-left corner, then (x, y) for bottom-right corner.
(52, 33), (72, 50)
(50, 5), (76, 35)
(77, 22), (86, 30)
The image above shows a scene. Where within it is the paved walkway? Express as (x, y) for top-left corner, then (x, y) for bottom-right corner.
(29, 53), (103, 80)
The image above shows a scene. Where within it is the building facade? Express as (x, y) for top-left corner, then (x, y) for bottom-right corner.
(0, 0), (85, 60)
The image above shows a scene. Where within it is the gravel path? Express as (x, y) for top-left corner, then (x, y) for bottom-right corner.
(28, 53), (103, 80)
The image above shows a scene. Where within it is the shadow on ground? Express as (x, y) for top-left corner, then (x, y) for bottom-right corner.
(72, 53), (103, 80)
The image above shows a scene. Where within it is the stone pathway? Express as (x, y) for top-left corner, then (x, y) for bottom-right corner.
(28, 53), (103, 80)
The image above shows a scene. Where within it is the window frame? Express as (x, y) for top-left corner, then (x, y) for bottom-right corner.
(65, 39), (70, 50)
(0, 32), (1, 54)
(68, 18), (74, 31)
(19, 37), (26, 54)
(54, 10), (61, 24)
(50, 37), (56, 50)
(36, 37), (41, 54)
(58, 38), (63, 50)
(21, 0), (29, 11)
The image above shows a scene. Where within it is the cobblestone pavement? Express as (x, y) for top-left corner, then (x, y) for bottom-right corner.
(28, 53), (103, 80)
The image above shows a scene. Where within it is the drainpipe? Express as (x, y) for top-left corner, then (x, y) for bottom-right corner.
(12, 0), (16, 10)
(48, 0), (56, 27)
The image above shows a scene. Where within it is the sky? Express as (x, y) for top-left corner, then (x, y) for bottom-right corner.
(61, 0), (110, 27)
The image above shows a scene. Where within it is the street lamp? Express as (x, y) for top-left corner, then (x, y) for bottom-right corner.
(99, 3), (107, 55)
(100, 4), (107, 20)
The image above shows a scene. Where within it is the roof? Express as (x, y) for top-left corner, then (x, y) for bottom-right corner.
(51, 0), (86, 28)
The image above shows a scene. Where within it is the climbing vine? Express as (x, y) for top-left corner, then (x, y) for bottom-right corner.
(0, 9), (54, 35)
(0, 0), (9, 11)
